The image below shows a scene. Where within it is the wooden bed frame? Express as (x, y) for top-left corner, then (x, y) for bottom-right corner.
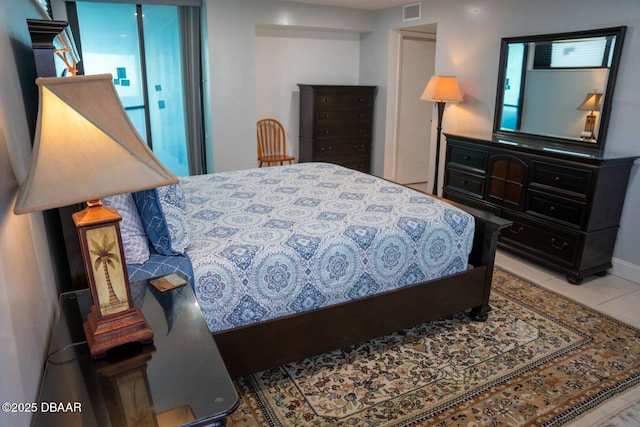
(214, 200), (510, 377)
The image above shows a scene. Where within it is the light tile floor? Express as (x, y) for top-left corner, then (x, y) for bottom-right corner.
(496, 250), (640, 329)
(496, 250), (640, 426)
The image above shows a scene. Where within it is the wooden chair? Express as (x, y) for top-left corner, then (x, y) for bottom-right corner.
(257, 118), (295, 167)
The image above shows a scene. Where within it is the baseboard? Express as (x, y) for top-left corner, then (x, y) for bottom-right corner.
(611, 257), (640, 284)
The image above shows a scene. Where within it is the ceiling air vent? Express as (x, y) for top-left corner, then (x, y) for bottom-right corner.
(403, 2), (421, 21)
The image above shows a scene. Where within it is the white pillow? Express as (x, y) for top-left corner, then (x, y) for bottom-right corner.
(103, 193), (150, 265)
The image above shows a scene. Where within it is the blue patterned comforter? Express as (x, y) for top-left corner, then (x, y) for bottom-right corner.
(180, 163), (475, 333)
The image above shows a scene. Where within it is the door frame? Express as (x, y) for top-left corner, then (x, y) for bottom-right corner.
(383, 25), (437, 183)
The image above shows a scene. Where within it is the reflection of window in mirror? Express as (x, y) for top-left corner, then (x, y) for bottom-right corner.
(500, 43), (526, 131)
(533, 36), (617, 69)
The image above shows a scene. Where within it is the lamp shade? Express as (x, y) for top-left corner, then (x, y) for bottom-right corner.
(577, 92), (603, 112)
(14, 74), (178, 214)
(420, 75), (463, 103)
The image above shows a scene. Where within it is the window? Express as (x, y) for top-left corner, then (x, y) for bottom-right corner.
(533, 36), (616, 69)
(71, 1), (206, 176)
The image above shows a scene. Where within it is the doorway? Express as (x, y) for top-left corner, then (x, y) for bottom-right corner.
(384, 26), (437, 187)
(395, 32), (435, 185)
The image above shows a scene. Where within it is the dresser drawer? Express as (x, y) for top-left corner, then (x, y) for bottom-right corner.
(448, 145), (487, 173)
(316, 110), (372, 122)
(501, 211), (580, 266)
(445, 169), (485, 198)
(526, 190), (587, 228)
(314, 125), (371, 138)
(316, 92), (374, 109)
(314, 139), (370, 160)
(530, 161), (592, 196)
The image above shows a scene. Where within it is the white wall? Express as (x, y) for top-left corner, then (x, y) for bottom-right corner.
(0, 1), (59, 426)
(255, 26), (361, 161)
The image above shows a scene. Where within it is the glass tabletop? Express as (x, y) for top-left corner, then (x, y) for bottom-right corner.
(32, 280), (238, 427)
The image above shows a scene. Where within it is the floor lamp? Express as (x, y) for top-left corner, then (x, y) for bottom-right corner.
(420, 75), (463, 195)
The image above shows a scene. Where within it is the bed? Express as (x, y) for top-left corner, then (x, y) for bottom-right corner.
(112, 162), (509, 377)
(26, 20), (509, 378)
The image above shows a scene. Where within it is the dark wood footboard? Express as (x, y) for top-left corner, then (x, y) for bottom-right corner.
(214, 204), (511, 378)
(453, 201), (512, 321)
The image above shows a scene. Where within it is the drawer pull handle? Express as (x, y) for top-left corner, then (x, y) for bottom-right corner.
(461, 180), (469, 185)
(551, 238), (568, 251)
(353, 144), (365, 152)
(323, 130), (330, 134)
(324, 113), (330, 119)
(554, 176), (561, 182)
(509, 225), (524, 235)
(320, 146), (332, 153)
(549, 206), (556, 213)
(464, 155), (470, 161)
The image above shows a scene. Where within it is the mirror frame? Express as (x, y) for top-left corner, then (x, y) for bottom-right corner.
(493, 26), (627, 153)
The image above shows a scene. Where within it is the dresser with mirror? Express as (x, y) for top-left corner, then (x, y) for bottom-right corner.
(443, 26), (638, 284)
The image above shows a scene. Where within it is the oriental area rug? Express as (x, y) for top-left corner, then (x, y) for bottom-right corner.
(227, 268), (640, 426)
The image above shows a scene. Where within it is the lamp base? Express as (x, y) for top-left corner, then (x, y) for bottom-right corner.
(581, 113), (597, 141)
(84, 305), (154, 358)
(580, 130), (596, 141)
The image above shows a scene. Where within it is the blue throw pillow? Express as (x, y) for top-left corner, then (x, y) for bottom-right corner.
(133, 188), (179, 256)
(157, 183), (191, 253)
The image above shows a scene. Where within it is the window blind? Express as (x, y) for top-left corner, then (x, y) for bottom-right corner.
(534, 36), (615, 69)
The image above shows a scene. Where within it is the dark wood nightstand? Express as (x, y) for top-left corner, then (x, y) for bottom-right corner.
(32, 280), (238, 426)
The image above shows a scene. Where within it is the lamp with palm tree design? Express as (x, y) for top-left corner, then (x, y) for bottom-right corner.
(14, 74), (178, 357)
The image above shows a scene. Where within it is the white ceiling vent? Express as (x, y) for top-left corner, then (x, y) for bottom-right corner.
(403, 2), (421, 22)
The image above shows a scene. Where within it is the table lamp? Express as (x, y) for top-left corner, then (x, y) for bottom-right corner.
(577, 92), (603, 141)
(14, 74), (178, 357)
(420, 75), (463, 195)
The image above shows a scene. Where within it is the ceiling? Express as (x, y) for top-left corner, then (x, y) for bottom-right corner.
(285, 0), (413, 11)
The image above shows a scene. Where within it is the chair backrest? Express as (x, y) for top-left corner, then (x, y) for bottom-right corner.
(257, 118), (287, 159)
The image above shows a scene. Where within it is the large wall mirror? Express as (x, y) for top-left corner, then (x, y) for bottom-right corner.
(493, 26), (626, 152)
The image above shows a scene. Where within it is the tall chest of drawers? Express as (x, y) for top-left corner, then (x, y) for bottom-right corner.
(298, 84), (376, 173)
(442, 132), (638, 284)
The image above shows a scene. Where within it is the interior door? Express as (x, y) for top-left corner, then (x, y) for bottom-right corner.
(395, 35), (436, 185)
